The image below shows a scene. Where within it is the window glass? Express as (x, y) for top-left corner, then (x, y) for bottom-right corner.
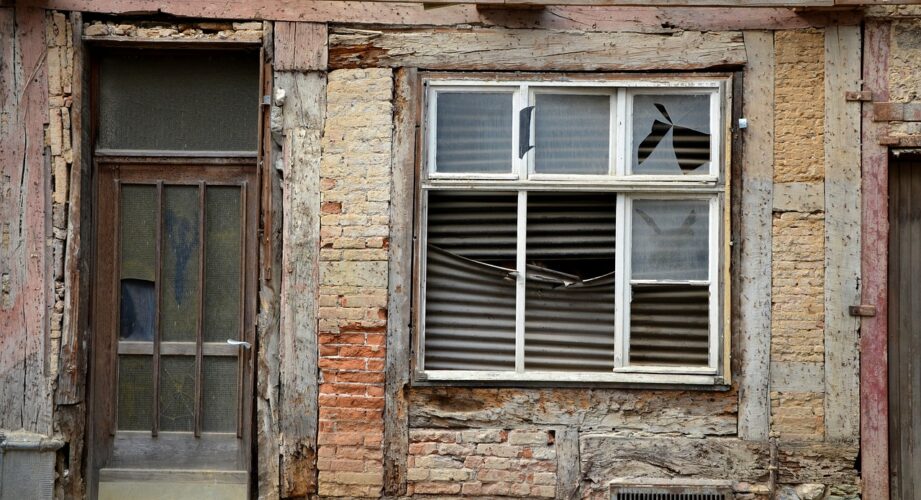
(631, 93), (711, 175)
(435, 92), (514, 174)
(534, 94), (610, 175)
(631, 199), (709, 281)
(629, 283), (709, 366)
(98, 50), (259, 152)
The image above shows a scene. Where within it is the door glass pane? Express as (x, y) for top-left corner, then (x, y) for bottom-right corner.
(631, 199), (710, 281)
(120, 184), (157, 341)
(117, 355), (153, 430)
(161, 186), (200, 342)
(159, 355), (195, 431)
(534, 94), (610, 175)
(203, 357), (238, 433)
(435, 92), (513, 174)
(632, 93), (712, 175)
(98, 50), (259, 152)
(204, 187), (242, 343)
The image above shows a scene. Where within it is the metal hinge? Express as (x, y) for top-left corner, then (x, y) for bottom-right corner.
(849, 305), (877, 317)
(845, 90), (873, 102)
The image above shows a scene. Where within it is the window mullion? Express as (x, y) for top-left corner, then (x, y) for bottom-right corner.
(515, 190), (527, 373)
(613, 194), (627, 370)
(615, 89), (627, 176)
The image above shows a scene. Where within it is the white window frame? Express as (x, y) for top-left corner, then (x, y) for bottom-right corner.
(415, 75), (732, 386)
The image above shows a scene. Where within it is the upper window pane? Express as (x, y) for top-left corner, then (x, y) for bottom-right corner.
(534, 94), (610, 175)
(631, 199), (709, 281)
(435, 92), (513, 174)
(631, 93), (712, 175)
(98, 50), (259, 152)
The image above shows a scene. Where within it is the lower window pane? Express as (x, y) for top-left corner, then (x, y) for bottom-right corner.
(524, 192), (617, 372)
(423, 191), (517, 371)
(203, 357), (238, 433)
(629, 283), (710, 367)
(117, 355), (153, 431)
(159, 355), (195, 431)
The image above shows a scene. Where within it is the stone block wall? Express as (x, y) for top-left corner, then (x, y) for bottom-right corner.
(316, 68), (393, 497)
(770, 28), (828, 442)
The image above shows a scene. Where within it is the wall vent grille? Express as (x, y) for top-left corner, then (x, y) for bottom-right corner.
(611, 485), (732, 500)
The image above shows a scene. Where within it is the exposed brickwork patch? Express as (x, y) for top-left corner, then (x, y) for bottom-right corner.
(316, 68), (393, 498)
(407, 428), (557, 498)
(771, 391), (825, 441)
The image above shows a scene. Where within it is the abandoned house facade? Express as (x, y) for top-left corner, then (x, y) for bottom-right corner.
(3, 0), (921, 498)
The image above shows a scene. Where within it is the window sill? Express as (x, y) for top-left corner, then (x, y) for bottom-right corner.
(413, 370), (730, 391)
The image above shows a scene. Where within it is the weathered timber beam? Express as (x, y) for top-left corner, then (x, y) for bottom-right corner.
(18, 0), (860, 32)
(328, 27), (746, 70)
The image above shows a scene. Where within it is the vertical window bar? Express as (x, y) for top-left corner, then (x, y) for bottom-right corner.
(515, 190), (527, 372)
(615, 89), (628, 176)
(111, 179), (122, 435)
(194, 182), (205, 437)
(237, 182), (247, 439)
(153, 180), (163, 437)
(613, 194), (627, 369)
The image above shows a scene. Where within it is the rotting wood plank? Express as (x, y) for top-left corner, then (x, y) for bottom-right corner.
(275, 22), (328, 72)
(383, 67), (417, 497)
(277, 71), (325, 498)
(738, 30), (773, 442)
(19, 0), (864, 31)
(256, 28), (282, 499)
(860, 20), (891, 500)
(409, 388), (737, 436)
(554, 427), (580, 499)
(823, 24), (862, 443)
(328, 27), (746, 71)
(0, 5), (53, 435)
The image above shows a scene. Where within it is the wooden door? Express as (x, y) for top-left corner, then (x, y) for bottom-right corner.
(91, 158), (258, 495)
(889, 156), (921, 499)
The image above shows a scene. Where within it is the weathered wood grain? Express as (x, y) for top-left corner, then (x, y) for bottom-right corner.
(860, 19), (891, 500)
(383, 67), (417, 497)
(555, 427), (580, 499)
(0, 6), (53, 435)
(409, 388), (737, 436)
(773, 181), (824, 213)
(328, 27), (746, 71)
(21, 1), (864, 32)
(823, 24), (862, 443)
(738, 30), (773, 442)
(777, 441), (859, 484)
(275, 22), (327, 71)
(277, 70), (325, 498)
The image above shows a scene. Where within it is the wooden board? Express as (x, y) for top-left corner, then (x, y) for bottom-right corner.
(737, 30), (774, 442)
(823, 24), (862, 443)
(383, 67), (417, 497)
(0, 6), (53, 435)
(275, 22), (327, 72)
(860, 20), (891, 500)
(277, 71), (326, 498)
(328, 27), (746, 71)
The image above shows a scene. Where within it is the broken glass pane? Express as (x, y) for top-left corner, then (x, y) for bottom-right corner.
(534, 94), (610, 175)
(423, 191), (517, 370)
(435, 92), (513, 174)
(159, 355), (195, 432)
(629, 283), (709, 367)
(631, 199), (709, 281)
(632, 94), (711, 175)
(524, 192), (617, 371)
(160, 186), (200, 343)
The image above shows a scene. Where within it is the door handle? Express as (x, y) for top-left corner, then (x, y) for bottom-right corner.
(227, 339), (252, 349)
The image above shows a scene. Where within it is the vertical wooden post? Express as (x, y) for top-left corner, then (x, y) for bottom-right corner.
(738, 30), (774, 441)
(860, 20), (892, 500)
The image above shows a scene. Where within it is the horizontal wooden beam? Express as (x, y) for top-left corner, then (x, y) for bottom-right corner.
(329, 27), (746, 70)
(20, 0), (861, 32)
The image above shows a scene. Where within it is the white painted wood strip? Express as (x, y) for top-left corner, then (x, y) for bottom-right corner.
(737, 30), (774, 441)
(823, 24), (862, 442)
(329, 28), (746, 71)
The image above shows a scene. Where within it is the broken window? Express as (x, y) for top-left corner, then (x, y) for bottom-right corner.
(419, 79), (727, 384)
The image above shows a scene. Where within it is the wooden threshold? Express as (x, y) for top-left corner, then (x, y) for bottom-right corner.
(98, 468), (248, 484)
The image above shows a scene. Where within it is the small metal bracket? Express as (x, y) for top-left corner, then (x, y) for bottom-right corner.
(849, 305), (877, 317)
(845, 90), (873, 102)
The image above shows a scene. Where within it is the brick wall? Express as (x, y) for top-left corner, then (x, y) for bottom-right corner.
(770, 29), (826, 441)
(407, 429), (557, 498)
(316, 68), (394, 497)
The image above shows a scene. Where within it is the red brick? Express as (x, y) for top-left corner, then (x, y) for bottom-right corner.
(321, 201), (342, 214)
(338, 345), (385, 358)
(318, 357), (367, 370)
